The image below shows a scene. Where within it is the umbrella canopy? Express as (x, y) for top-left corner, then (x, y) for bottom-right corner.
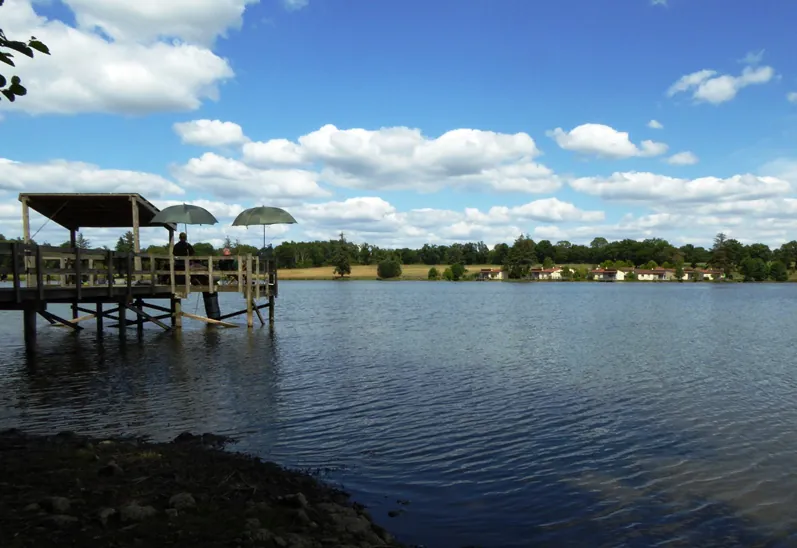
(152, 204), (219, 226)
(231, 206), (297, 249)
(231, 206), (297, 227)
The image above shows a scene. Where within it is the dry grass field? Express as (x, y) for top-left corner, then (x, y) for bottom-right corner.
(277, 264), (502, 280)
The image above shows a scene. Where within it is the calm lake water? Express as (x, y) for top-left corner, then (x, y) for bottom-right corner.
(2, 281), (797, 547)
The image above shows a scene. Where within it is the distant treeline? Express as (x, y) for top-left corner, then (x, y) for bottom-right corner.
(2, 232), (795, 282)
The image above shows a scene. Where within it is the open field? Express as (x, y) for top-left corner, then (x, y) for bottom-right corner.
(278, 264), (502, 280)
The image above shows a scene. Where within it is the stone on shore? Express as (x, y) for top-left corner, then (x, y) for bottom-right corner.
(0, 429), (407, 548)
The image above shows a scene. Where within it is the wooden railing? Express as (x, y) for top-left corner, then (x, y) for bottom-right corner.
(0, 242), (278, 301)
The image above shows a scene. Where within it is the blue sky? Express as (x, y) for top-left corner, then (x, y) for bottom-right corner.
(1, 0), (796, 250)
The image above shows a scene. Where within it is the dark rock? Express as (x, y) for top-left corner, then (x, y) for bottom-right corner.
(98, 507), (117, 526)
(169, 492), (196, 510)
(98, 460), (124, 477)
(245, 517), (261, 531)
(283, 492), (309, 509)
(387, 510), (403, 518)
(120, 502), (157, 522)
(24, 503), (41, 512)
(165, 508), (179, 519)
(47, 514), (79, 527)
(41, 496), (71, 514)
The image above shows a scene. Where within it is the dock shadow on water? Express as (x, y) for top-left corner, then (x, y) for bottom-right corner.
(3, 282), (797, 547)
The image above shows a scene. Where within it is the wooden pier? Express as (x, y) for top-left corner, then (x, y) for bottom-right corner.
(0, 193), (280, 352)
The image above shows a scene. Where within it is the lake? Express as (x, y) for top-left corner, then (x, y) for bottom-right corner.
(2, 281), (797, 547)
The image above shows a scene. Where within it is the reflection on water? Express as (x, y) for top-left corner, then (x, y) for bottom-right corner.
(2, 281), (797, 547)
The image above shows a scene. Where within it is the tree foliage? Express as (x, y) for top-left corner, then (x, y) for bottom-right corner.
(427, 267), (439, 280)
(0, 0), (50, 103)
(332, 232), (351, 278)
(377, 259), (401, 279)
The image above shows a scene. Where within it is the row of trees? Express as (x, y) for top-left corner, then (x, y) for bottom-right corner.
(2, 231), (795, 282)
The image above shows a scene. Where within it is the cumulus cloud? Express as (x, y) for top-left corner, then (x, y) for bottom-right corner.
(665, 151), (699, 166)
(0, 0), (252, 115)
(0, 157), (183, 197)
(171, 152), (330, 202)
(242, 124), (561, 193)
(647, 119), (663, 129)
(173, 119), (249, 147)
(569, 171), (790, 204)
(546, 123), (668, 159)
(666, 64), (775, 105)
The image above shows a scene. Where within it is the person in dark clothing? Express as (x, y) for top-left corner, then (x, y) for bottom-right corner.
(172, 232), (195, 286)
(173, 232), (195, 259)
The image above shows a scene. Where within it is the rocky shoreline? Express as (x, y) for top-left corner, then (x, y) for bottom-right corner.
(0, 429), (406, 548)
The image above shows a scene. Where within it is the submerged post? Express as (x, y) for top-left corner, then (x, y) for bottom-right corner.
(23, 303), (37, 352)
(96, 302), (103, 333)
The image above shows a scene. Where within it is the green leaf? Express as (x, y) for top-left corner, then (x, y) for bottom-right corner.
(28, 39), (50, 55)
(0, 75), (5, 87)
(11, 75), (20, 85)
(1, 89), (16, 102)
(0, 52), (15, 67)
(5, 41), (33, 57)
(9, 82), (26, 96)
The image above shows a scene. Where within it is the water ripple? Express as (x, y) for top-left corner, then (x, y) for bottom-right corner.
(2, 282), (797, 546)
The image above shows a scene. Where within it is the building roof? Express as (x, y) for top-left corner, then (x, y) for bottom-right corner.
(18, 193), (177, 231)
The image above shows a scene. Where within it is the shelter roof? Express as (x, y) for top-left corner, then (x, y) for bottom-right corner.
(18, 193), (177, 231)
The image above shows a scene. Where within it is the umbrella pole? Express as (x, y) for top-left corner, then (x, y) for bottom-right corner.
(263, 225), (266, 250)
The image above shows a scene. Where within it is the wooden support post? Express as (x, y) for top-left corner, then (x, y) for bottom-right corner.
(184, 258), (190, 296)
(23, 304), (37, 352)
(88, 258), (94, 287)
(246, 255), (253, 328)
(59, 257), (66, 286)
(149, 253), (156, 295)
(118, 299), (127, 339)
(35, 245), (44, 301)
(135, 298), (144, 335)
(75, 246), (82, 301)
(12, 242), (21, 304)
(96, 302), (103, 333)
(269, 293), (275, 328)
(21, 197), (31, 289)
(172, 298), (182, 329)
(131, 196), (141, 283)
(208, 257), (214, 294)
(107, 249), (114, 297)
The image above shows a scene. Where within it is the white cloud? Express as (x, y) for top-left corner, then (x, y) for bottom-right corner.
(0, 0), (250, 115)
(60, 0), (257, 46)
(547, 123), (668, 159)
(651, 0), (667, 6)
(173, 119), (249, 147)
(667, 65), (775, 105)
(171, 152), (330, 202)
(0, 157), (184, 197)
(666, 151), (699, 165)
(738, 49), (765, 65)
(647, 119), (663, 129)
(570, 171), (790, 204)
(243, 124), (561, 193)
(283, 0), (309, 10)
(787, 92), (797, 104)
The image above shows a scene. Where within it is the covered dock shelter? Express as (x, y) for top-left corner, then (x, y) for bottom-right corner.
(2, 193), (279, 352)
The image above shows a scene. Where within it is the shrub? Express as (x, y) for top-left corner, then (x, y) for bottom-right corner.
(377, 259), (402, 279)
(428, 267), (440, 280)
(442, 267), (454, 281)
(450, 263), (465, 281)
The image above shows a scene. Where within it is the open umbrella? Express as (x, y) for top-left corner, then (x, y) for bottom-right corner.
(151, 204), (218, 236)
(232, 206), (297, 249)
